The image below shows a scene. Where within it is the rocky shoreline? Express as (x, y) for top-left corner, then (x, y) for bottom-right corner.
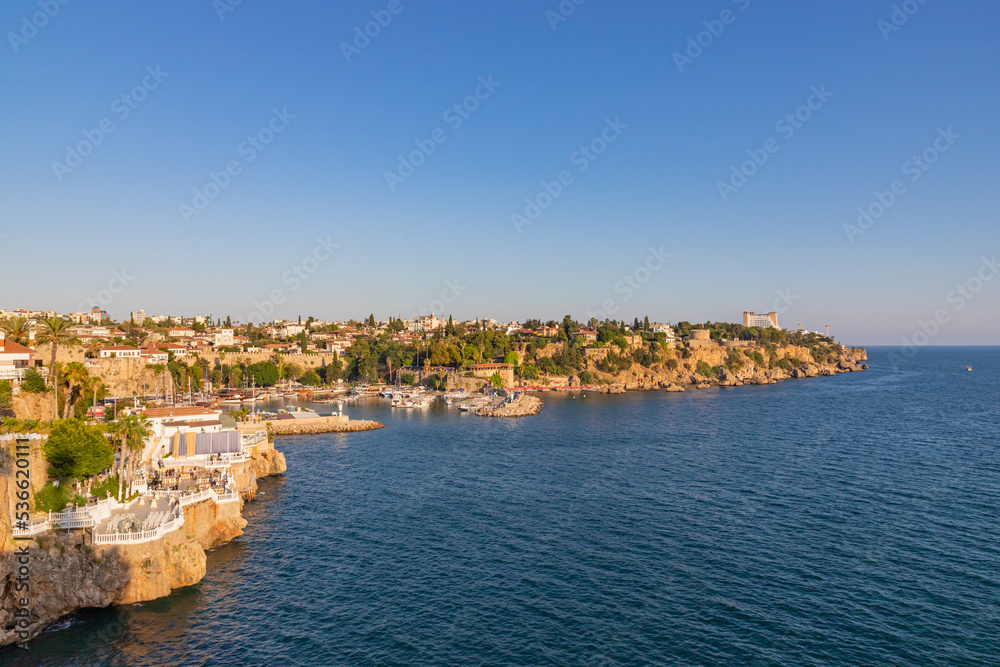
(0, 439), (287, 647)
(477, 394), (543, 418)
(594, 346), (868, 393)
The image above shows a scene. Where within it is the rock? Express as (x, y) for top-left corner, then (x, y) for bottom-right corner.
(665, 384), (685, 392)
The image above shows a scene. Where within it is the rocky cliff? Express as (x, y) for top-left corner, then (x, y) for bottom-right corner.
(0, 436), (286, 647)
(592, 345), (868, 393)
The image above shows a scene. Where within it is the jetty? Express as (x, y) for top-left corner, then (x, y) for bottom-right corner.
(253, 417), (384, 436)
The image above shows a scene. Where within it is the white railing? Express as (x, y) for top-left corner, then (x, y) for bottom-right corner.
(11, 516), (51, 538)
(177, 489), (214, 506)
(241, 430), (267, 448)
(215, 492), (239, 503)
(93, 514), (184, 545)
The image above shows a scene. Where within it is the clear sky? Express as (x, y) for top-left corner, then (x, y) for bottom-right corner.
(1, 0), (997, 345)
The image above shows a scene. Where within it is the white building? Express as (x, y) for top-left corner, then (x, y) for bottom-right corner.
(213, 328), (234, 347)
(98, 346), (141, 359)
(130, 310), (146, 324)
(743, 311), (780, 329)
(0, 333), (35, 383)
(141, 406), (225, 462)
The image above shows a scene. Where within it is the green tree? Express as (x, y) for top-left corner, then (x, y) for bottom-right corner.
(696, 361), (713, 378)
(300, 369), (321, 386)
(21, 367), (47, 393)
(0, 380), (13, 412)
(44, 419), (115, 480)
(401, 372), (415, 386)
(503, 351), (519, 366)
(246, 361), (280, 386)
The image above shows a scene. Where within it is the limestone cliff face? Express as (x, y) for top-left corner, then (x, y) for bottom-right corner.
(593, 344), (868, 393)
(0, 533), (129, 646)
(183, 498), (246, 550)
(0, 438), (286, 647)
(0, 438), (49, 554)
(110, 529), (206, 605)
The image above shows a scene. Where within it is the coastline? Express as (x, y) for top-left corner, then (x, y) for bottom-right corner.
(0, 438), (287, 647)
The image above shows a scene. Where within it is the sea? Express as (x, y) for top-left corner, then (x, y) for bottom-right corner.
(4, 346), (999, 666)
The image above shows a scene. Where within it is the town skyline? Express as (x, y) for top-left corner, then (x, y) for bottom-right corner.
(2, 1), (998, 346)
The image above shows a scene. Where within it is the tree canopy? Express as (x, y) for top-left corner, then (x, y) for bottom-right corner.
(44, 419), (115, 480)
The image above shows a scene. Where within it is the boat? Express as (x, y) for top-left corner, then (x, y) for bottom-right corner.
(350, 385), (384, 397)
(966, 366), (973, 371)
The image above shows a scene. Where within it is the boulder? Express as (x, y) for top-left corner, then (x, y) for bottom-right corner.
(665, 384), (686, 392)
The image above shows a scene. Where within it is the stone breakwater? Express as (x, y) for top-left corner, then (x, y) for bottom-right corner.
(477, 395), (543, 418)
(0, 438), (286, 647)
(265, 417), (384, 436)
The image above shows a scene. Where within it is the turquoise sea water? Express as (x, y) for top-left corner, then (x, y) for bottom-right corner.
(5, 347), (999, 666)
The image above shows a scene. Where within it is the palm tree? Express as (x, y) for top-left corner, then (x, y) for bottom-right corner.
(107, 413), (154, 499)
(0, 316), (30, 345)
(124, 414), (153, 496)
(37, 316), (72, 416)
(60, 361), (90, 418)
(106, 419), (129, 500)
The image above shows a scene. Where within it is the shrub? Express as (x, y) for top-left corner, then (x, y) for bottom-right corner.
(747, 351), (765, 366)
(21, 368), (47, 393)
(518, 363), (540, 380)
(490, 373), (504, 388)
(696, 361), (713, 378)
(90, 475), (119, 500)
(666, 358), (679, 371)
(299, 370), (321, 386)
(34, 483), (86, 513)
(401, 373), (415, 386)
(503, 351), (519, 366)
(578, 370), (595, 385)
(0, 380), (12, 411)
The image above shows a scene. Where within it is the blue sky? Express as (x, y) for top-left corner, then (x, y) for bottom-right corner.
(1, 0), (997, 345)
